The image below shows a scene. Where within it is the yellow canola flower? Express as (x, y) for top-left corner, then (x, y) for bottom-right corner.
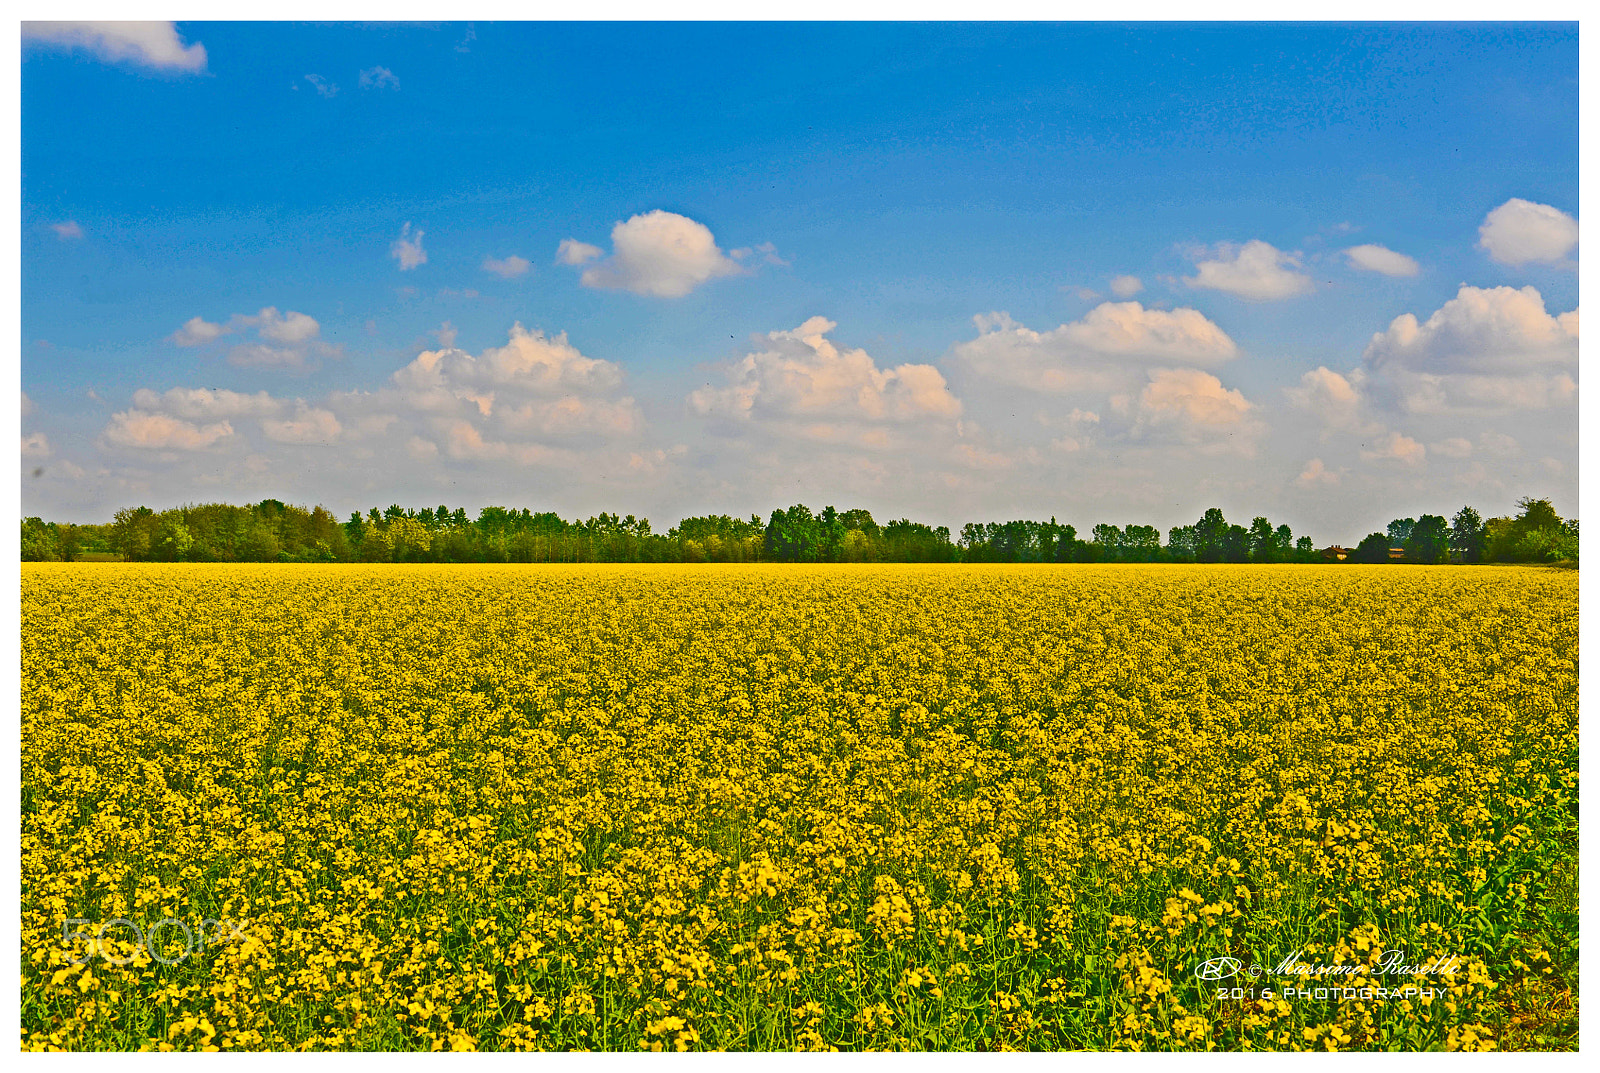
(19, 563), (1576, 1052)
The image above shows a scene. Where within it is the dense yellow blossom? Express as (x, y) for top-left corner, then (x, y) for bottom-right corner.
(21, 564), (1577, 1050)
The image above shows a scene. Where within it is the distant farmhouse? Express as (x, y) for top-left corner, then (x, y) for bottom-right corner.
(1318, 544), (1409, 562)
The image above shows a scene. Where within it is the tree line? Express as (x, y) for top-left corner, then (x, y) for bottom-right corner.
(20, 496), (1576, 565)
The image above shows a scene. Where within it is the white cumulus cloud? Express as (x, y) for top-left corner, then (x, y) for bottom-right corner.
(1185, 240), (1314, 300)
(170, 316), (229, 347)
(1109, 275), (1144, 298)
(690, 316), (961, 437)
(563, 211), (745, 297)
(242, 307), (321, 345)
(395, 324), (624, 403)
(24, 21), (207, 73)
(390, 324), (640, 445)
(1295, 458), (1341, 487)
(691, 316), (960, 454)
(482, 255), (531, 279)
(52, 220), (84, 241)
(1285, 366), (1364, 428)
(131, 387), (281, 420)
(954, 303), (1238, 396)
(1136, 367), (1254, 430)
(1360, 430), (1426, 466)
(1478, 198), (1578, 266)
(104, 410), (233, 450)
(556, 239), (602, 265)
(1361, 284), (1578, 412)
(1344, 244), (1420, 277)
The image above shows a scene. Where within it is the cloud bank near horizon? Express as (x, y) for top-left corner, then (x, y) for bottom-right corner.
(25, 272), (1577, 540)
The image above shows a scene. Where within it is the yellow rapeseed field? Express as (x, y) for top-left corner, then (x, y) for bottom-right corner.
(21, 564), (1577, 1051)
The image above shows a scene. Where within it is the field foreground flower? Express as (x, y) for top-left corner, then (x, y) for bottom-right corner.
(20, 564), (1578, 1050)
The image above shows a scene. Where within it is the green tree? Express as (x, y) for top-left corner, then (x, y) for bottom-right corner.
(1496, 497), (1578, 562)
(1166, 525), (1196, 562)
(1515, 497), (1562, 532)
(1195, 509), (1228, 560)
(388, 516), (434, 562)
(1404, 514), (1450, 564)
(765, 505), (820, 562)
(1049, 521), (1077, 563)
(109, 506), (159, 561)
(56, 523), (82, 562)
(20, 518), (59, 561)
(155, 517), (195, 562)
(1514, 524), (1579, 562)
(1091, 524), (1123, 561)
(357, 519), (392, 562)
(1193, 508), (1228, 563)
(1122, 525), (1161, 562)
(1221, 524), (1250, 563)
(839, 529), (870, 562)
(344, 512), (365, 551)
(236, 522), (280, 562)
(883, 519), (957, 562)
(840, 509), (879, 537)
(819, 506), (847, 563)
(1450, 506), (1486, 563)
(1273, 524), (1294, 562)
(1350, 532), (1391, 563)
(1247, 516), (1275, 563)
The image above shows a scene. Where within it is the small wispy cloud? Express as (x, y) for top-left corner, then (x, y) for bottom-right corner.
(730, 241), (790, 267)
(359, 66), (399, 90)
(305, 73), (339, 98)
(556, 239), (602, 266)
(391, 222), (427, 271)
(166, 307), (341, 371)
(482, 254), (531, 279)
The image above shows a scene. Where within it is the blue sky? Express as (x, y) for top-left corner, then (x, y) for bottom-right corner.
(20, 21), (1580, 540)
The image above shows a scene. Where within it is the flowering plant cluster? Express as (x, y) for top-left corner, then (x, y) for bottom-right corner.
(21, 564), (1576, 1050)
